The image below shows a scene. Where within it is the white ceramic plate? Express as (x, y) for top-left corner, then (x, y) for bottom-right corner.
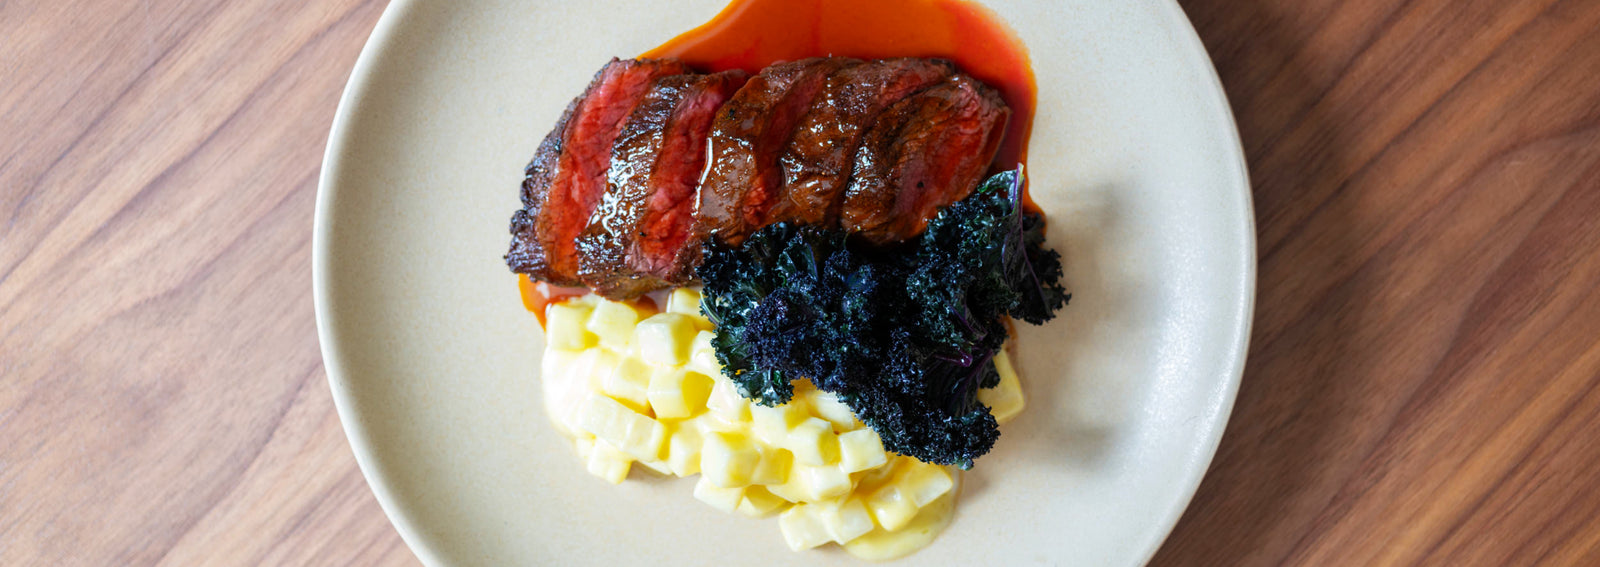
(314, 0), (1253, 564)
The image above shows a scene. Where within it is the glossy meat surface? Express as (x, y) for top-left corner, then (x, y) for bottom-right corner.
(693, 57), (861, 248)
(770, 58), (955, 227)
(576, 70), (750, 299)
(505, 58), (691, 285)
(840, 74), (1010, 245)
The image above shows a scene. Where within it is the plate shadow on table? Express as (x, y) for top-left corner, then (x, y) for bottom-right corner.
(1150, 1), (1369, 565)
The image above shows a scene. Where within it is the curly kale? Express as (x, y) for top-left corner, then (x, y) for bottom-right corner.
(698, 168), (1069, 468)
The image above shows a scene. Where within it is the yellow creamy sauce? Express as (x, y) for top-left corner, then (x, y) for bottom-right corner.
(538, 288), (1022, 559)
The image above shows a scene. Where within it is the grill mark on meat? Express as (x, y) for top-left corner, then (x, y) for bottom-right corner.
(841, 74), (1010, 244)
(576, 70), (750, 299)
(770, 58), (955, 227)
(505, 57), (692, 285)
(692, 57), (861, 249)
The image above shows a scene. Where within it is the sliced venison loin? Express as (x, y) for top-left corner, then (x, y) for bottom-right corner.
(770, 58), (955, 227)
(505, 57), (692, 285)
(576, 70), (751, 299)
(840, 74), (1010, 245)
(693, 57), (861, 249)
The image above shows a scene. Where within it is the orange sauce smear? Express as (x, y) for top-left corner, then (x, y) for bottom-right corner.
(519, 275), (659, 327)
(643, 0), (1037, 208)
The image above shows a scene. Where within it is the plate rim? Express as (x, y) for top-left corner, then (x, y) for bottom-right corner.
(312, 0), (1255, 564)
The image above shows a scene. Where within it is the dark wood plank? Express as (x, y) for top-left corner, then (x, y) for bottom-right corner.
(1151, 0), (1600, 564)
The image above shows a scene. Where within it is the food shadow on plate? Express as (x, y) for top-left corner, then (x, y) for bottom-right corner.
(965, 181), (1139, 500)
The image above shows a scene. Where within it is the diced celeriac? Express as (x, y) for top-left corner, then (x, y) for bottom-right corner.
(803, 388), (860, 432)
(646, 367), (713, 419)
(737, 486), (789, 518)
(705, 375), (751, 424)
(600, 357), (652, 414)
(545, 302), (597, 350)
(586, 439), (632, 484)
(821, 498), (875, 544)
(750, 400), (809, 446)
(573, 435), (595, 461)
(897, 460), (954, 508)
(837, 429), (888, 474)
(666, 288), (703, 317)
(665, 422), (704, 477)
(587, 299), (646, 351)
(701, 431), (761, 488)
(979, 349), (1025, 424)
(636, 458), (672, 475)
(633, 313), (698, 366)
(693, 475), (744, 512)
(750, 447), (792, 486)
(538, 291), (1027, 558)
(578, 394), (665, 462)
(795, 463), (852, 501)
(779, 504), (832, 551)
(687, 330), (720, 376)
(865, 482), (917, 531)
(540, 349), (583, 436)
(785, 417), (840, 466)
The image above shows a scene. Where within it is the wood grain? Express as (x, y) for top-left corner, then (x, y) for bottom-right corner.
(1, 0), (1597, 565)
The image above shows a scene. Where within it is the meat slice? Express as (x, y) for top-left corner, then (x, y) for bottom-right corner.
(576, 70), (751, 299)
(505, 57), (692, 285)
(770, 58), (955, 227)
(693, 57), (861, 248)
(840, 74), (1010, 245)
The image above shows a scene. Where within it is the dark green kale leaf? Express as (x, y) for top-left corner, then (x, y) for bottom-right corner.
(697, 168), (1067, 468)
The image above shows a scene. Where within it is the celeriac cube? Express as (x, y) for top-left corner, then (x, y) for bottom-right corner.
(601, 357), (652, 414)
(647, 367), (713, 419)
(979, 349), (1025, 424)
(778, 504), (832, 551)
(821, 498), (875, 544)
(837, 429), (888, 473)
(897, 461), (954, 507)
(587, 299), (645, 350)
(803, 388), (860, 432)
(635, 458), (672, 475)
(736, 486), (789, 518)
(665, 287), (703, 316)
(750, 401), (809, 446)
(687, 330), (721, 376)
(545, 302), (597, 350)
(540, 349), (584, 436)
(633, 313), (698, 366)
(569, 347), (621, 394)
(865, 483), (917, 531)
(586, 439), (632, 484)
(579, 394), (666, 462)
(693, 475), (744, 512)
(548, 349), (619, 434)
(706, 375), (751, 424)
(764, 472), (809, 503)
(751, 447), (793, 486)
(785, 417), (840, 466)
(796, 463), (852, 501)
(573, 435), (595, 461)
(701, 432), (761, 488)
(665, 422), (704, 477)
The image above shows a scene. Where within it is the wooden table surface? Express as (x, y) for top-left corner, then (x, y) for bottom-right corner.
(4, 0), (1598, 565)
